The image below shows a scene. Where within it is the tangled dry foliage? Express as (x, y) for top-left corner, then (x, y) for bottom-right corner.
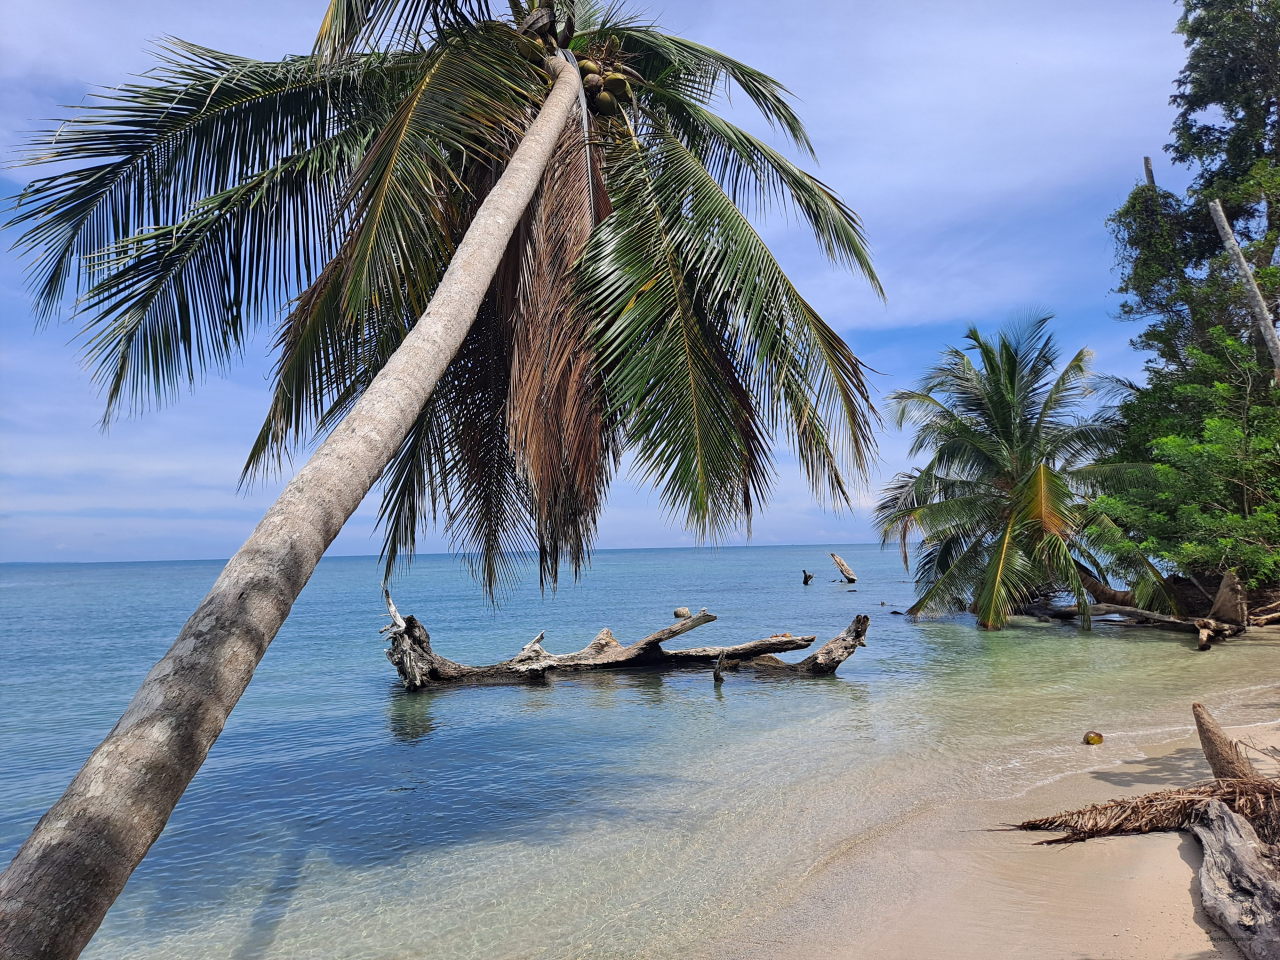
(1019, 777), (1280, 846)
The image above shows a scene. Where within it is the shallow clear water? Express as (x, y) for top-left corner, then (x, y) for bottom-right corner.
(1, 545), (1277, 959)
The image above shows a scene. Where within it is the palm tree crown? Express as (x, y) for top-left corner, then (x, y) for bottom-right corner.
(10, 0), (881, 592)
(876, 317), (1163, 629)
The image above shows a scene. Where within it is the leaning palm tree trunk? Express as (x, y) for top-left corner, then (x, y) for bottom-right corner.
(0, 56), (581, 960)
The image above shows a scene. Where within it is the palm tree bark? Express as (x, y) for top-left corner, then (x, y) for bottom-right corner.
(0, 56), (581, 960)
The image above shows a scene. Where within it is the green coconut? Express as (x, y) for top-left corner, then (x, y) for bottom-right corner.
(578, 59), (601, 76)
(591, 90), (620, 115)
(582, 73), (604, 94)
(603, 72), (629, 95)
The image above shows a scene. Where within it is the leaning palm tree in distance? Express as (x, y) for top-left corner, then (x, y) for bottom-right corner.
(0, 1), (881, 956)
(877, 317), (1165, 630)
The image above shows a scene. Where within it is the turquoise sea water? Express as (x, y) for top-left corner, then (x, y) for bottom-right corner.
(1, 545), (1278, 959)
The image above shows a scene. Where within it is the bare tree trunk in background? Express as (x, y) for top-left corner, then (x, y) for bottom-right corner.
(0, 58), (582, 960)
(1209, 198), (1280, 380)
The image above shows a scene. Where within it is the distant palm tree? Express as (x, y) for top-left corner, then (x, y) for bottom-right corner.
(876, 317), (1164, 629)
(0, 2), (881, 956)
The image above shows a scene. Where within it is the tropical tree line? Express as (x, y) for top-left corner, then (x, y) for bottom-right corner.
(881, 0), (1280, 628)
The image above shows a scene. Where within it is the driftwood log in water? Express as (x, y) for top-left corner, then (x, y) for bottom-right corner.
(829, 552), (857, 583)
(1020, 703), (1280, 959)
(382, 591), (870, 690)
(1019, 600), (1247, 649)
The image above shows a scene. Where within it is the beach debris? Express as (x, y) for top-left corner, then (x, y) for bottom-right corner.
(830, 552), (858, 583)
(1207, 569), (1249, 627)
(1082, 731), (1104, 745)
(1193, 800), (1280, 960)
(1194, 701), (1263, 781)
(713, 651), (726, 684)
(382, 591), (871, 690)
(673, 607), (691, 619)
(1020, 703), (1279, 960)
(803, 570), (814, 585)
(1014, 599), (1247, 650)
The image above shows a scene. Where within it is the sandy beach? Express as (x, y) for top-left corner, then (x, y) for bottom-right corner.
(713, 693), (1280, 960)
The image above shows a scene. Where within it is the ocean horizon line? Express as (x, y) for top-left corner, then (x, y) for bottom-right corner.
(0, 541), (888, 568)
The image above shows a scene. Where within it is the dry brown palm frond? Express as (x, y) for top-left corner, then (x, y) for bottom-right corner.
(505, 99), (618, 588)
(1017, 778), (1280, 845)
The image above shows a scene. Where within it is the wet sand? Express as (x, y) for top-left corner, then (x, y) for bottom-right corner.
(711, 710), (1279, 960)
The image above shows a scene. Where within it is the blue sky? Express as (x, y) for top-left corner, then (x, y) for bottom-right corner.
(0, 0), (1193, 563)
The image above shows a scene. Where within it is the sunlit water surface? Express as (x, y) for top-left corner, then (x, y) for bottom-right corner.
(1, 546), (1277, 959)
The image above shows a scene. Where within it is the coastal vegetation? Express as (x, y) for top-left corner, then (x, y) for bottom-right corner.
(886, 0), (1280, 632)
(0, 2), (882, 955)
(875, 318), (1163, 630)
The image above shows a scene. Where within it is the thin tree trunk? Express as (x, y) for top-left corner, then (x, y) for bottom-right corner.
(0, 57), (582, 960)
(1209, 198), (1280, 380)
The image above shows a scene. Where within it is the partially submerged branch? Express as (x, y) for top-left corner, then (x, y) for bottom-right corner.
(382, 593), (870, 689)
(1021, 600), (1247, 648)
(830, 552), (857, 583)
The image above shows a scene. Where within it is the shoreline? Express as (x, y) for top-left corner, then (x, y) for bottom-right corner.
(708, 698), (1280, 960)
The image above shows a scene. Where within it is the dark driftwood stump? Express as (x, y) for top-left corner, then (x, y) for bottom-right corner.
(381, 591), (869, 690)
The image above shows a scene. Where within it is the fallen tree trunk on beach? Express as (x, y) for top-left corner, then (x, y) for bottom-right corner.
(1018, 600), (1247, 648)
(1019, 703), (1280, 959)
(1193, 801), (1280, 960)
(382, 592), (870, 689)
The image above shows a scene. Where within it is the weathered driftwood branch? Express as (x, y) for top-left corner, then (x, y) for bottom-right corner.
(1020, 703), (1280, 959)
(1195, 702), (1264, 781)
(1208, 570), (1250, 626)
(829, 552), (857, 583)
(1024, 600), (1247, 648)
(383, 594), (870, 689)
(1193, 801), (1280, 960)
(745, 615), (870, 675)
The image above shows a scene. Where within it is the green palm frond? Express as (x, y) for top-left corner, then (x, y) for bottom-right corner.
(13, 3), (882, 598)
(581, 108), (874, 534)
(9, 43), (421, 417)
(316, 0), (497, 59)
(880, 317), (1165, 629)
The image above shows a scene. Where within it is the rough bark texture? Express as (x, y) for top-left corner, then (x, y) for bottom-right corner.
(747, 615), (870, 675)
(830, 552), (857, 583)
(385, 602), (871, 689)
(1194, 702), (1264, 782)
(1209, 198), (1280, 380)
(0, 59), (584, 960)
(1209, 570), (1250, 626)
(1075, 563), (1135, 606)
(1192, 801), (1280, 960)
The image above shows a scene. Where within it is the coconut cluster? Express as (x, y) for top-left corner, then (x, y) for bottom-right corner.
(577, 57), (637, 117)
